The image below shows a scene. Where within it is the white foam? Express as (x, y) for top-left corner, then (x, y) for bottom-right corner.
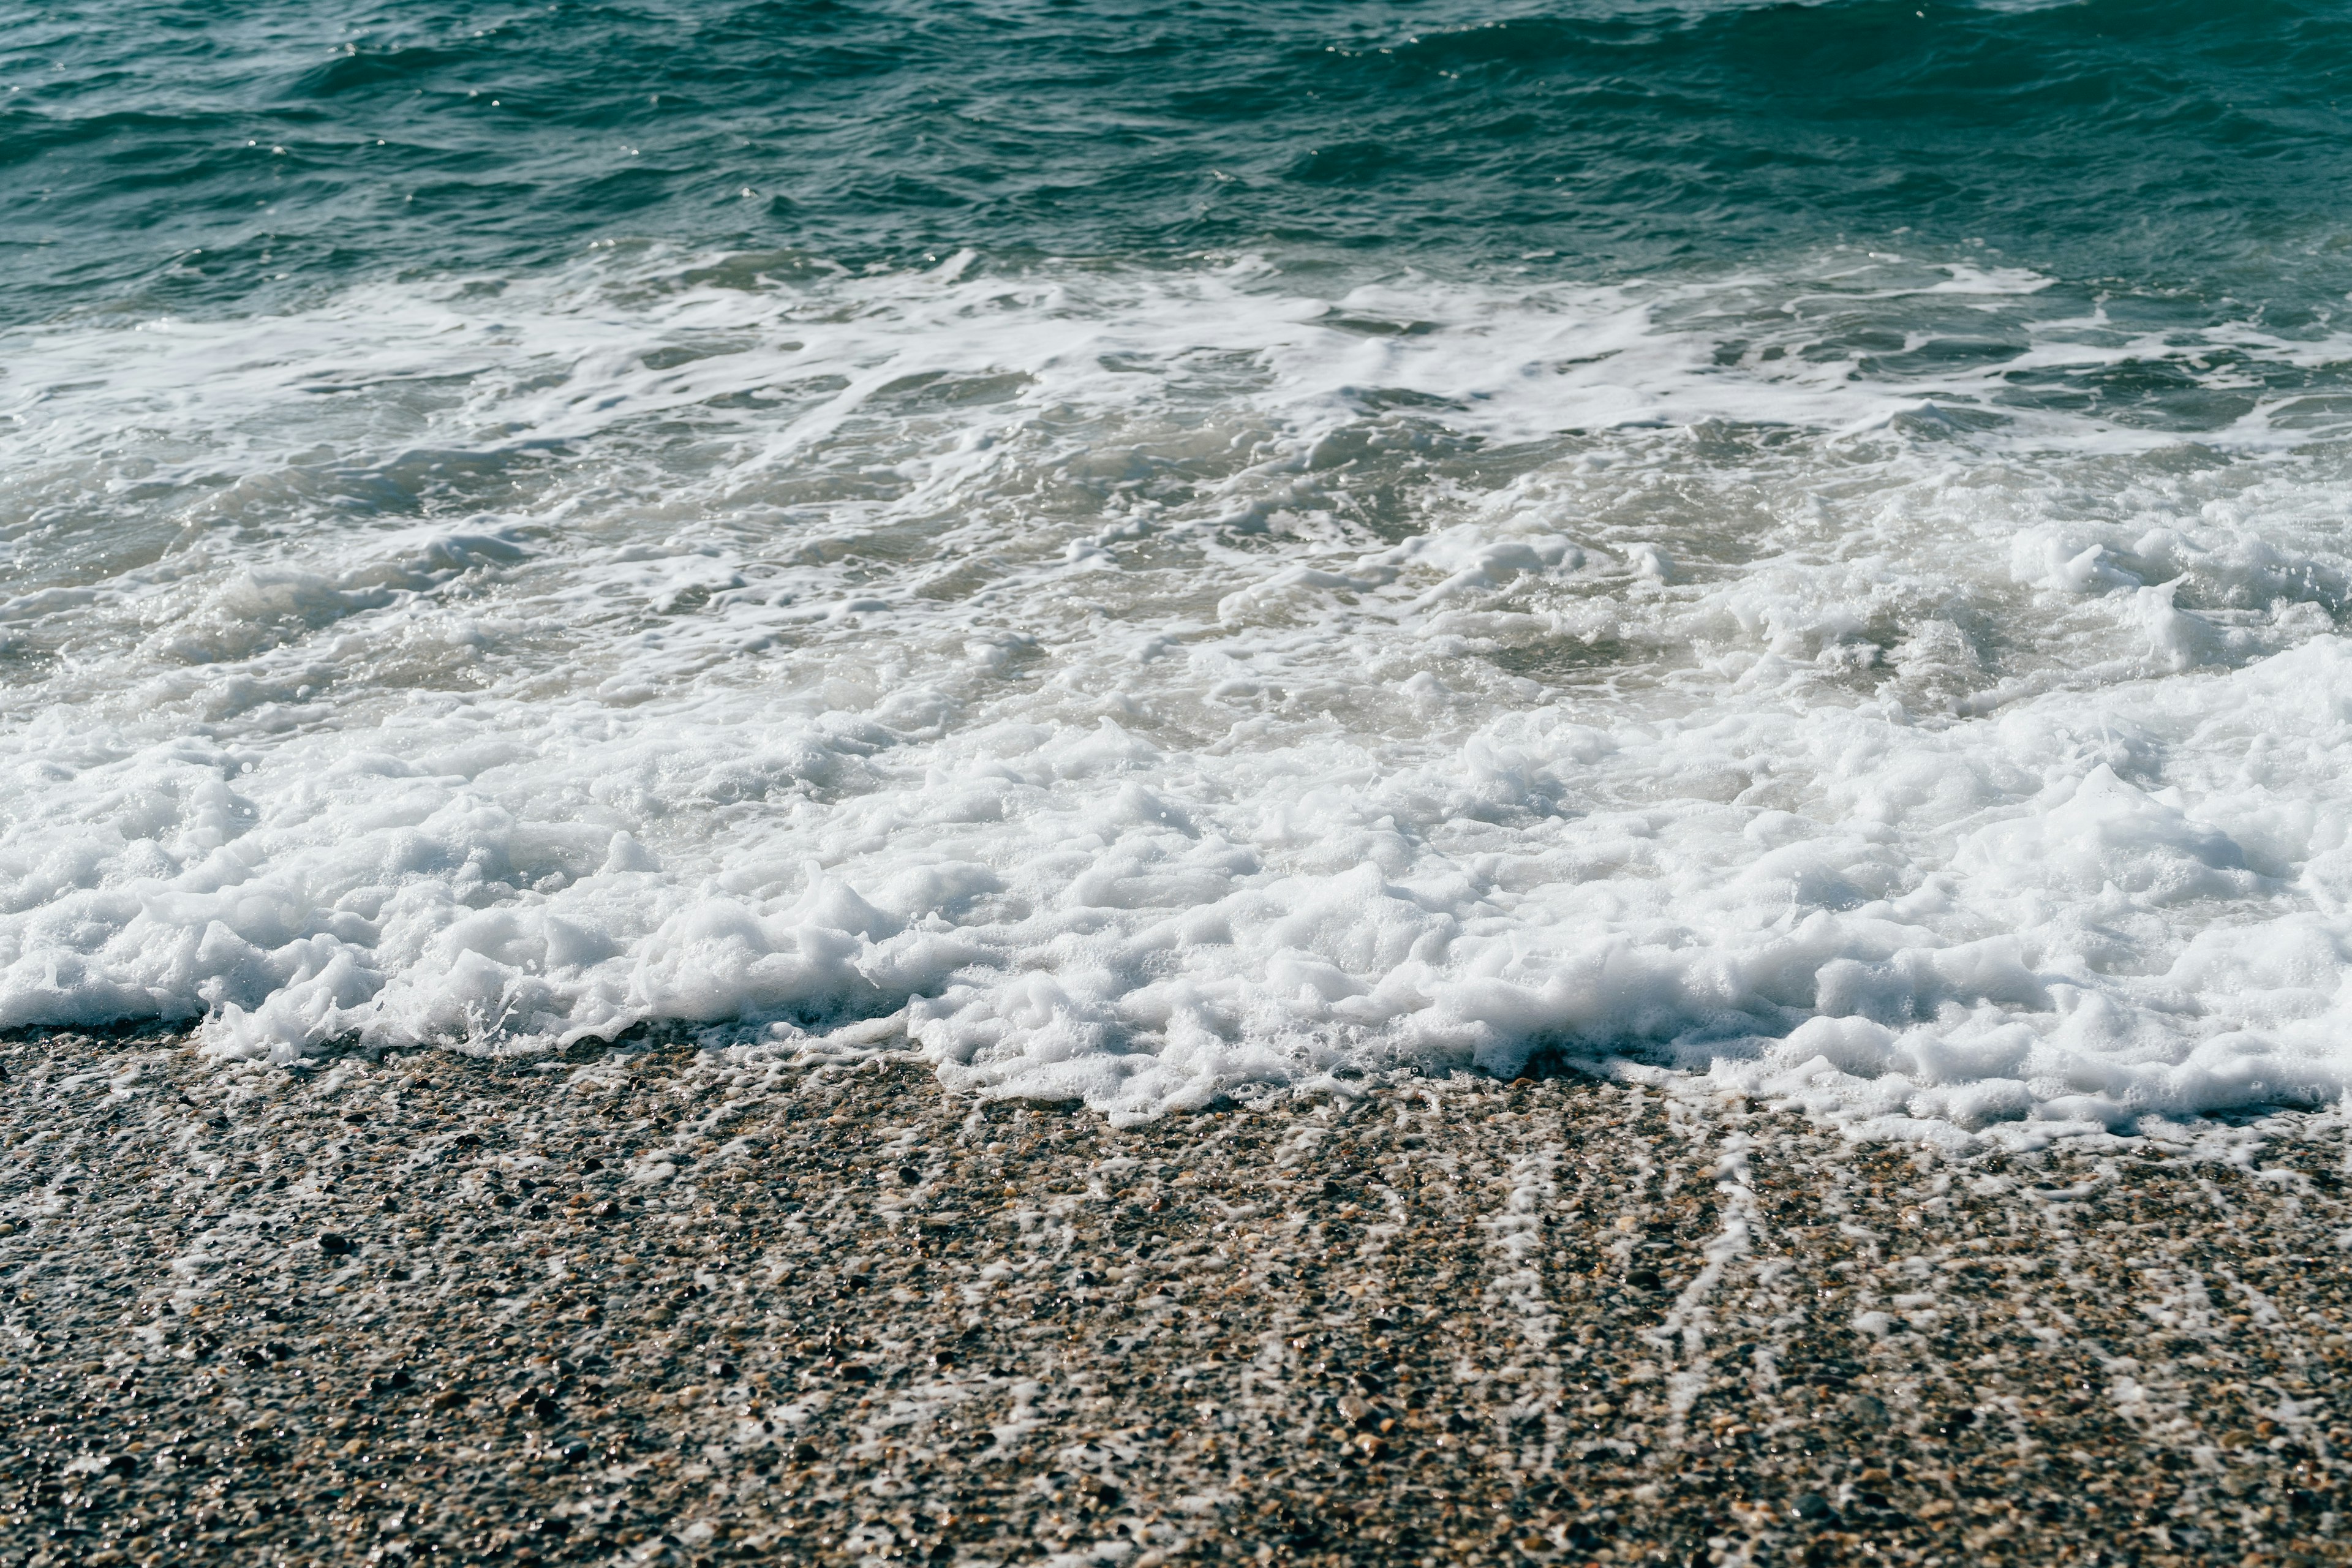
(9, 244), (2352, 1138)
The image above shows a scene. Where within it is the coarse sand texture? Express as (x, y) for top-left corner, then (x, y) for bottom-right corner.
(4, 1030), (2349, 1566)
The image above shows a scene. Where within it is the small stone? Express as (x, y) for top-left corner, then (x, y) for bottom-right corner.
(318, 1233), (353, 1256)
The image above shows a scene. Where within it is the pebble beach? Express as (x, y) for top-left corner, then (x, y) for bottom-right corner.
(7, 1028), (2350, 1567)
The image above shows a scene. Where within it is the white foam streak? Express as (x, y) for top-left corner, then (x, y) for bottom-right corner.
(9, 246), (2352, 1139)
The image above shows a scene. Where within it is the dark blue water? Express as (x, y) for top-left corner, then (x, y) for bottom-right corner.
(9, 0), (2350, 331)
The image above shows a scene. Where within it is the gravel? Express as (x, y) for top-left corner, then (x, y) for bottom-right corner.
(5, 1027), (2351, 1566)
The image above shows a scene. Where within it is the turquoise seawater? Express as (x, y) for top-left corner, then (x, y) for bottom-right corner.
(13, 1), (2352, 352)
(10, 2), (2352, 1136)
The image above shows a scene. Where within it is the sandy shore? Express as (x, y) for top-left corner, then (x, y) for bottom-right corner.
(4, 1027), (2351, 1567)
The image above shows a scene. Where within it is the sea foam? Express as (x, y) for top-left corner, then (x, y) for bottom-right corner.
(8, 246), (2352, 1139)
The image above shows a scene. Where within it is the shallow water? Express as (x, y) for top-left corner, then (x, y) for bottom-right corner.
(9, 0), (2352, 1135)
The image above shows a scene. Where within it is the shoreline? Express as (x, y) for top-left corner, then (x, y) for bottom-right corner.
(4, 1028), (2350, 1566)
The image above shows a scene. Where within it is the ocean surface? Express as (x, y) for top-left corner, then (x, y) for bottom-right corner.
(9, 0), (2352, 1137)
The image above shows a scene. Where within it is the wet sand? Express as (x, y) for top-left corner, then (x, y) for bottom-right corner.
(4, 1028), (2350, 1566)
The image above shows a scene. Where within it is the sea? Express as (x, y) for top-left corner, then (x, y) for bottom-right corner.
(7, 0), (2352, 1139)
